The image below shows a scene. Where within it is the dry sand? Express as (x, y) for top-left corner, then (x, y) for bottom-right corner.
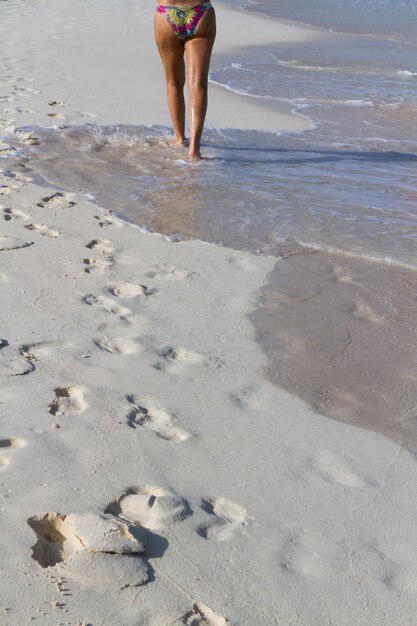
(1, 1), (417, 625)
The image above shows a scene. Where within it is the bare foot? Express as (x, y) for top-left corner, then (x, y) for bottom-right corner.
(188, 149), (203, 162)
(169, 136), (188, 148)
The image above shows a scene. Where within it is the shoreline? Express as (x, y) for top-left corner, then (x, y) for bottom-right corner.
(6, 124), (417, 276)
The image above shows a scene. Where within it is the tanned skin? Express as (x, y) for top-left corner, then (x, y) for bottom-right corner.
(154, 4), (216, 160)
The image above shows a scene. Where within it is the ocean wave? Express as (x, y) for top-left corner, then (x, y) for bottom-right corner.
(269, 235), (417, 271)
(271, 56), (417, 80)
(208, 77), (274, 101)
(396, 70), (417, 78)
(209, 77), (377, 110)
(292, 98), (375, 108)
(107, 209), (417, 272)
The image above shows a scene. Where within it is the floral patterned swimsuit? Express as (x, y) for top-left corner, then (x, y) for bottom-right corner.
(156, 2), (213, 39)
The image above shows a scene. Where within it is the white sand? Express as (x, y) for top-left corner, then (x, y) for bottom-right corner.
(1, 1), (417, 624)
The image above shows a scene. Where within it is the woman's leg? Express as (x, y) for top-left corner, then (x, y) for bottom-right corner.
(184, 9), (216, 159)
(154, 13), (187, 145)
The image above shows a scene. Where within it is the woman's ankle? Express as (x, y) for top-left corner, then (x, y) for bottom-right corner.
(188, 147), (202, 161)
(169, 135), (187, 146)
(188, 140), (202, 158)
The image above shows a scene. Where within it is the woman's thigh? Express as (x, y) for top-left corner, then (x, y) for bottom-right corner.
(154, 12), (185, 84)
(184, 9), (216, 85)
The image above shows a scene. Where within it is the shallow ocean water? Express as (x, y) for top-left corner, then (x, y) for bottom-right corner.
(7, 121), (417, 269)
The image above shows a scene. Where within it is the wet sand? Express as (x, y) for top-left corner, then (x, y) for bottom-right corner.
(250, 243), (417, 451)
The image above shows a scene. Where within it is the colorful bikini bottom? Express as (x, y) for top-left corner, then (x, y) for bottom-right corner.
(156, 2), (213, 39)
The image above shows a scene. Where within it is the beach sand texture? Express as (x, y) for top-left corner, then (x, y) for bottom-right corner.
(1, 1), (417, 624)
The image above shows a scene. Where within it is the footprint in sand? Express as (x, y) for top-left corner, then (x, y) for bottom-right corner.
(0, 184), (14, 196)
(3, 207), (29, 222)
(17, 167), (33, 180)
(47, 112), (66, 120)
(0, 112), (14, 123)
(0, 437), (26, 470)
(0, 457), (10, 470)
(108, 283), (157, 298)
(95, 335), (144, 356)
(198, 497), (251, 541)
(62, 550), (149, 592)
(181, 603), (227, 626)
(48, 386), (87, 417)
(37, 192), (76, 210)
(76, 111), (97, 119)
(310, 449), (377, 489)
(363, 541), (404, 592)
(0, 144), (17, 156)
(154, 346), (222, 375)
(20, 339), (68, 363)
(145, 264), (199, 281)
(14, 107), (34, 115)
(0, 234), (32, 251)
(346, 301), (385, 324)
(126, 395), (192, 443)
(328, 264), (353, 284)
(84, 240), (115, 272)
(279, 527), (343, 578)
(0, 354), (34, 376)
(226, 255), (259, 272)
(13, 86), (40, 96)
(94, 213), (123, 229)
(27, 512), (147, 575)
(83, 257), (113, 273)
(106, 484), (192, 530)
(3, 169), (33, 183)
(85, 239), (114, 255)
(84, 293), (131, 318)
(15, 130), (40, 146)
(48, 100), (69, 108)
(25, 223), (61, 238)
